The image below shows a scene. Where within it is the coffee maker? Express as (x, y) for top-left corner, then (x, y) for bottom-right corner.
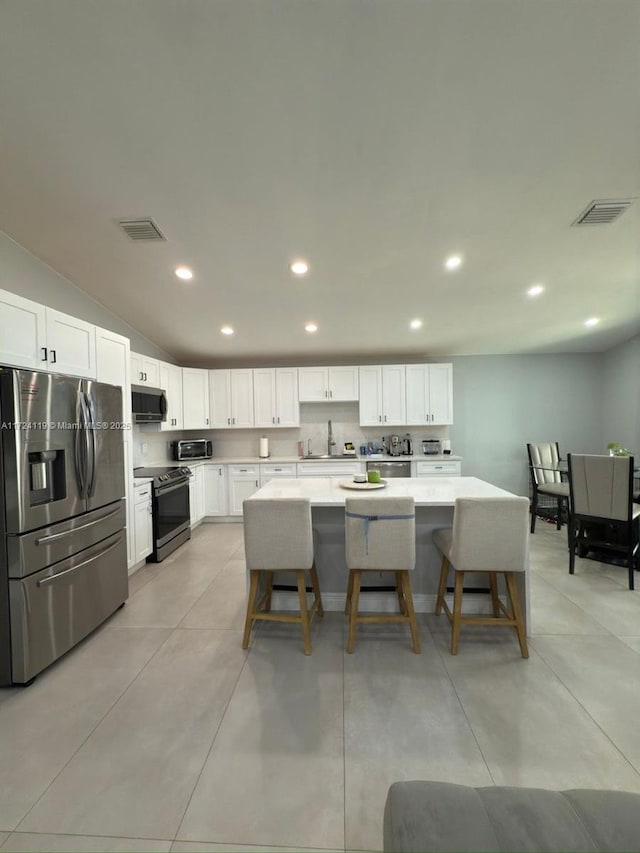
(403, 434), (413, 455)
(388, 435), (402, 456)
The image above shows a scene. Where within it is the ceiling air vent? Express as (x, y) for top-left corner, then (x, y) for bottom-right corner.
(118, 218), (166, 241)
(572, 199), (632, 226)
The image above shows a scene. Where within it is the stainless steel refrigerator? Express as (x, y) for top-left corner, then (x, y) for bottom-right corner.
(0, 368), (129, 685)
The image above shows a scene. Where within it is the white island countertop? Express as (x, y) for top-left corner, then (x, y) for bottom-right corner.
(247, 476), (516, 507)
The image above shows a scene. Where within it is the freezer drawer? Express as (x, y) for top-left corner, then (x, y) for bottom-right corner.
(6, 499), (126, 578)
(9, 530), (128, 684)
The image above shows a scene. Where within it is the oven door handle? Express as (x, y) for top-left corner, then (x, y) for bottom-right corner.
(155, 480), (188, 497)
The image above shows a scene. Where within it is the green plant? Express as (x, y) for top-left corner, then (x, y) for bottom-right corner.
(606, 442), (633, 457)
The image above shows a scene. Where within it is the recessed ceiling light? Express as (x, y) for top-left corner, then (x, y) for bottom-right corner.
(174, 266), (193, 281)
(304, 323), (318, 333)
(444, 255), (462, 271)
(527, 284), (545, 297)
(221, 326), (234, 335)
(290, 259), (310, 276)
(584, 317), (600, 327)
(410, 319), (423, 330)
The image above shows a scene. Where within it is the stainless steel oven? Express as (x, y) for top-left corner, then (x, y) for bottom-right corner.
(134, 467), (192, 562)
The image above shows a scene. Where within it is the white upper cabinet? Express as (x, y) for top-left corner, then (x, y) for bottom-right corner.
(0, 289), (47, 369)
(209, 369), (254, 428)
(253, 367), (299, 428)
(298, 366), (359, 402)
(96, 328), (131, 408)
(130, 352), (160, 387)
(158, 361), (183, 430)
(0, 291), (97, 378)
(405, 363), (453, 425)
(182, 368), (210, 430)
(44, 309), (96, 379)
(358, 365), (406, 426)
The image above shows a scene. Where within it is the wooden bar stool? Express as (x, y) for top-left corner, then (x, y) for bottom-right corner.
(344, 496), (420, 654)
(433, 496), (530, 657)
(242, 497), (323, 655)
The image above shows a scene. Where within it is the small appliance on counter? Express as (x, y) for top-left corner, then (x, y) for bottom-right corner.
(422, 439), (441, 455)
(343, 442), (356, 456)
(388, 435), (402, 456)
(259, 436), (270, 458)
(172, 439), (213, 461)
(402, 434), (413, 455)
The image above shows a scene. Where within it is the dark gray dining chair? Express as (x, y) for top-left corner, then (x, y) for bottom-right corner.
(567, 454), (640, 590)
(526, 442), (570, 533)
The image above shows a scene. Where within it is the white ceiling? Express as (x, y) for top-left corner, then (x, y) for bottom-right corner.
(1, 0), (639, 365)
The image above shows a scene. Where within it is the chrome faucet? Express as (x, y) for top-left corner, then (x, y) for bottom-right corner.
(328, 419), (336, 456)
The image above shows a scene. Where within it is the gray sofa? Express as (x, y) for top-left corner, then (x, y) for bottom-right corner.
(384, 780), (640, 852)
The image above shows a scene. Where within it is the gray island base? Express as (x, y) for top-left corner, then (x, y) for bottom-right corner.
(245, 477), (530, 633)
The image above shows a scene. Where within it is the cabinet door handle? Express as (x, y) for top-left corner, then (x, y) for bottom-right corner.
(329, 390), (333, 398)
(384, 415), (387, 422)
(378, 415), (382, 422)
(49, 349), (57, 364)
(227, 418), (230, 425)
(41, 347), (48, 361)
(255, 480), (259, 487)
(277, 416), (280, 423)
(272, 417), (275, 423)
(232, 418), (235, 424)
(206, 418), (209, 425)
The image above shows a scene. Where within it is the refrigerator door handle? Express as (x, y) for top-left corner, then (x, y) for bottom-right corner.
(84, 392), (97, 498)
(35, 506), (122, 545)
(75, 392), (88, 498)
(36, 538), (121, 587)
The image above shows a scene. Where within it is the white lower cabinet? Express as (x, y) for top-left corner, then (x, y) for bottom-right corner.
(228, 465), (260, 515)
(204, 464), (227, 516)
(414, 460), (461, 477)
(260, 462), (296, 486)
(133, 483), (153, 564)
(296, 461), (364, 478)
(189, 465), (206, 525)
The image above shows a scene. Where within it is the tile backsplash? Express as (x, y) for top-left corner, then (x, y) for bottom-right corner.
(133, 402), (451, 466)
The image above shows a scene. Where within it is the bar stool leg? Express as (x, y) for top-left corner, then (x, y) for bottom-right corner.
(345, 570), (354, 614)
(347, 570), (362, 654)
(310, 562), (324, 617)
(296, 570), (312, 656)
(435, 556), (449, 615)
(242, 570), (260, 650)
(488, 572), (500, 617)
(400, 570), (421, 654)
(505, 572), (529, 659)
(451, 571), (464, 655)
(395, 571), (407, 615)
(263, 571), (274, 612)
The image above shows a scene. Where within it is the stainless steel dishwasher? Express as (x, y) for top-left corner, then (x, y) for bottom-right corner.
(367, 460), (411, 478)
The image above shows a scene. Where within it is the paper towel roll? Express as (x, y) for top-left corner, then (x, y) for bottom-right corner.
(259, 436), (269, 458)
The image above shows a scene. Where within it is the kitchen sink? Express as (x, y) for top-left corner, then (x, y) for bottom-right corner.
(300, 454), (358, 460)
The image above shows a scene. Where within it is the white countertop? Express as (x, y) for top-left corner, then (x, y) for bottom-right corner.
(133, 476), (154, 485)
(247, 476), (512, 507)
(180, 454), (461, 466)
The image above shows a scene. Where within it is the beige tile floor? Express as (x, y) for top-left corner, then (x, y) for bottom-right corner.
(1, 519), (640, 852)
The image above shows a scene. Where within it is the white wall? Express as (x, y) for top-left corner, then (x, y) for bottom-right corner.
(601, 335), (640, 457)
(0, 231), (173, 361)
(448, 353), (604, 495)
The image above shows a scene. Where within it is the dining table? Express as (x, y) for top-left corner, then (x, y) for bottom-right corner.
(245, 476), (531, 633)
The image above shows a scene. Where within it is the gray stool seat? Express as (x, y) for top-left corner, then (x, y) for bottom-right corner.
(384, 780), (640, 852)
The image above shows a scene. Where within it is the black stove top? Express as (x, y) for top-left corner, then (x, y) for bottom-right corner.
(134, 466), (192, 485)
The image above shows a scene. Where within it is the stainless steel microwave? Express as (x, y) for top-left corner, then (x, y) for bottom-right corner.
(131, 385), (167, 423)
(172, 439), (213, 461)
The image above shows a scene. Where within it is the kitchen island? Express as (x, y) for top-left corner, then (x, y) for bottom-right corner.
(245, 476), (530, 630)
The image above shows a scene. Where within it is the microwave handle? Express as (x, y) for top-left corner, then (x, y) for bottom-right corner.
(160, 392), (168, 417)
